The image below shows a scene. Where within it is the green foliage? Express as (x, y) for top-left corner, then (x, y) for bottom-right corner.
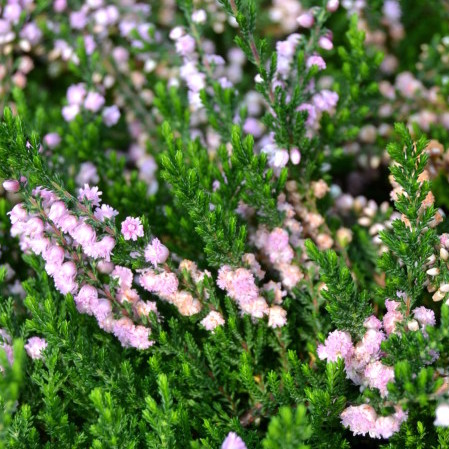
(305, 240), (372, 338)
(261, 405), (311, 449)
(379, 123), (438, 308)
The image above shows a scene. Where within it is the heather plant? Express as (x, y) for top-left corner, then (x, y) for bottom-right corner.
(0, 0), (449, 448)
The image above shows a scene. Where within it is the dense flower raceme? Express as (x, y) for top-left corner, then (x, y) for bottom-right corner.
(318, 298), (437, 437)
(7, 177), (294, 350)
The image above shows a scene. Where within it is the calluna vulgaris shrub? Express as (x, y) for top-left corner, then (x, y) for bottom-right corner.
(0, 0), (449, 447)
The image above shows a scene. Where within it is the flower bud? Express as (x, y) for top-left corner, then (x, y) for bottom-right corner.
(427, 267), (440, 276)
(297, 13), (314, 28)
(407, 319), (419, 331)
(2, 179), (20, 192)
(327, 0), (339, 12)
(290, 148), (301, 165)
(441, 247), (449, 261)
(433, 290), (445, 302)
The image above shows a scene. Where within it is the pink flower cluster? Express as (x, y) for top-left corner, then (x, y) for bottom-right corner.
(320, 297), (437, 439)
(9, 186), (118, 296)
(140, 258), (208, 318)
(75, 269), (156, 350)
(318, 320), (393, 398)
(62, 83), (120, 126)
(7, 184), (159, 350)
(341, 404), (407, 439)
(217, 263), (287, 327)
(254, 227), (303, 290)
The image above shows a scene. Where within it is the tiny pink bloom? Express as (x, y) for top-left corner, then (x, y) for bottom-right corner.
(84, 92), (105, 113)
(317, 330), (353, 362)
(43, 133), (61, 148)
(268, 306), (287, 328)
(102, 105), (121, 127)
(62, 104), (80, 122)
(78, 184), (102, 206)
(413, 306), (436, 327)
(144, 238), (169, 266)
(201, 311), (225, 331)
(221, 432), (247, 449)
(94, 204), (118, 222)
(24, 337), (47, 360)
(121, 217), (144, 241)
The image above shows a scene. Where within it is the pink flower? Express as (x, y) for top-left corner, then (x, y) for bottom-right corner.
(268, 305), (287, 328)
(76, 162), (99, 186)
(297, 103), (317, 126)
(317, 330), (353, 362)
(364, 315), (382, 330)
(84, 92), (105, 112)
(297, 13), (314, 28)
(112, 266), (134, 290)
(313, 90), (339, 112)
(70, 10), (87, 29)
(48, 201), (68, 224)
(364, 361), (395, 397)
(413, 306), (436, 327)
(74, 284), (98, 315)
(277, 263), (303, 289)
(383, 310), (403, 336)
(319, 36), (333, 50)
(78, 184), (102, 206)
(62, 104), (80, 122)
(201, 311), (225, 331)
(140, 270), (179, 297)
(144, 238), (169, 266)
(265, 228), (294, 264)
(341, 404), (377, 437)
(172, 290), (202, 316)
(134, 300), (158, 317)
(112, 317), (153, 349)
(43, 133), (61, 149)
(121, 217), (144, 241)
(306, 55), (326, 70)
(8, 203), (27, 224)
(59, 214), (78, 233)
(91, 297), (112, 323)
(71, 222), (96, 246)
(91, 236), (116, 261)
(94, 204), (118, 222)
(221, 432), (247, 449)
(20, 23), (42, 45)
(327, 0), (339, 12)
(53, 261), (78, 295)
(24, 337), (47, 360)
(67, 83), (87, 105)
(102, 105), (121, 127)
(175, 35), (195, 56)
(43, 244), (65, 275)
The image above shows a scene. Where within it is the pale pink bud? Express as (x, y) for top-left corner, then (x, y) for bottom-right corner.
(3, 180), (20, 192)
(290, 148), (301, 165)
(327, 0), (339, 12)
(297, 13), (314, 28)
(319, 36), (333, 50)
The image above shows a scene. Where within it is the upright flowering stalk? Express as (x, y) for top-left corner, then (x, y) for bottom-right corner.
(311, 125), (444, 440)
